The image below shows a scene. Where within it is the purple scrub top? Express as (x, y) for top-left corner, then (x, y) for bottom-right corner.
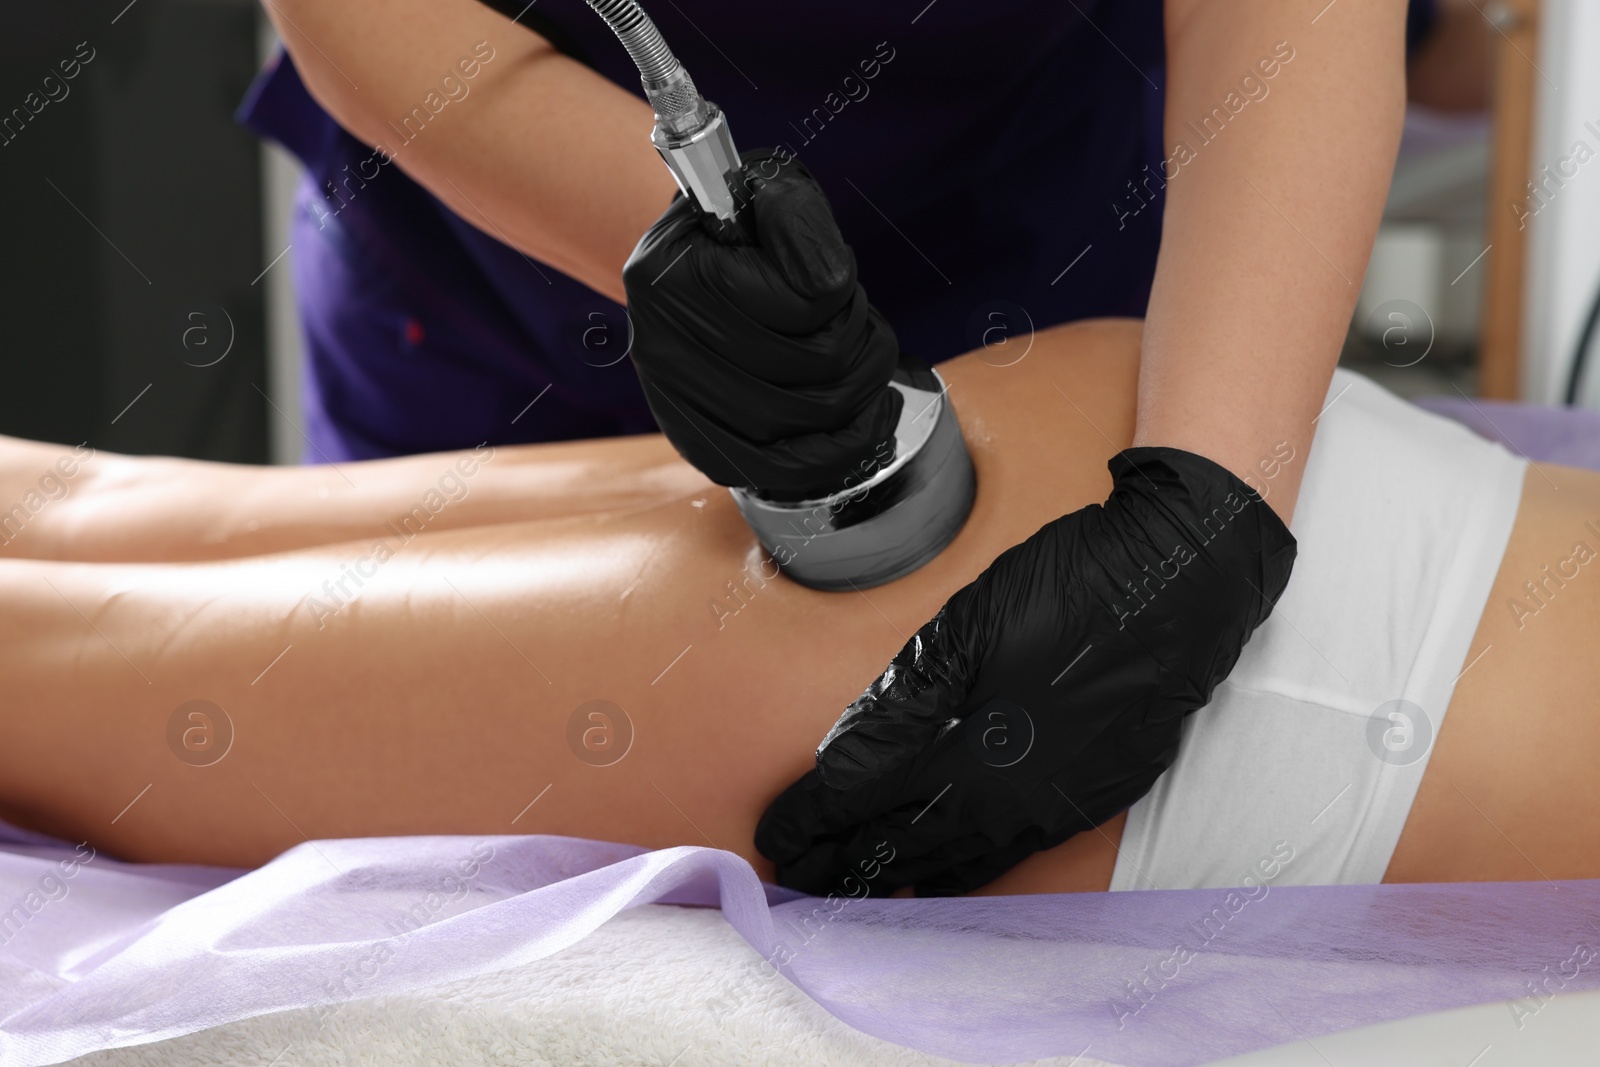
(239, 0), (1435, 462)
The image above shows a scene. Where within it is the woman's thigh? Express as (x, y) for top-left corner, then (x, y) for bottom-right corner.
(1386, 461), (1600, 884)
(0, 320), (1142, 887)
(0, 431), (710, 563)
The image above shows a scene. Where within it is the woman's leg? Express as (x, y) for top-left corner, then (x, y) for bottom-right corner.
(5, 317), (1596, 895)
(0, 437), (96, 557)
(0, 431), (710, 563)
(0, 319), (1143, 889)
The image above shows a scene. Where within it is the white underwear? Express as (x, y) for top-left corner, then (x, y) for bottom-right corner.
(1110, 368), (1528, 891)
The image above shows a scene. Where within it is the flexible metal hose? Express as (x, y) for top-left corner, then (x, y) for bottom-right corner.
(585, 0), (677, 82)
(584, 0), (705, 132)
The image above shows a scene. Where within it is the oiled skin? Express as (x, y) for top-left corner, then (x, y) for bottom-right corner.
(0, 319), (1592, 894)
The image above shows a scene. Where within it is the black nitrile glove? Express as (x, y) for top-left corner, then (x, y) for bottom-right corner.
(621, 150), (903, 499)
(755, 446), (1298, 897)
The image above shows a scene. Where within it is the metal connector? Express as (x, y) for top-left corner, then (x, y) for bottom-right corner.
(651, 105), (743, 222)
(585, 0), (743, 224)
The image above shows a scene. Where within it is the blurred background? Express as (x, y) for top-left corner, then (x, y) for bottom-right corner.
(0, 0), (1591, 463)
(0, 0), (295, 464)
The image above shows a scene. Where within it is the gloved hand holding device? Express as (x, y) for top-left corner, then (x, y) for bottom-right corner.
(622, 149), (904, 499)
(620, 144), (1297, 898)
(756, 446), (1298, 896)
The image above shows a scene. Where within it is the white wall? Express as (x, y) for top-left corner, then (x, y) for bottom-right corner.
(1522, 0), (1600, 404)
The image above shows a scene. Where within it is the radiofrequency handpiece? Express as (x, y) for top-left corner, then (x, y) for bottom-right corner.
(584, 0), (747, 238)
(584, 0), (977, 589)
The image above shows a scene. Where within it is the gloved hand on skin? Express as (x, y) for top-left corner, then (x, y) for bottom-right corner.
(622, 149), (903, 500)
(755, 446), (1298, 896)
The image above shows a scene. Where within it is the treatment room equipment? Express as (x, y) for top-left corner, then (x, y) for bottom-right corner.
(3, 803), (1600, 1067)
(584, 0), (977, 590)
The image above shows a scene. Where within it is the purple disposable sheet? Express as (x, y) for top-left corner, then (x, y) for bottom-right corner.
(6, 400), (1599, 1067)
(1415, 394), (1600, 471)
(2, 820), (1599, 1067)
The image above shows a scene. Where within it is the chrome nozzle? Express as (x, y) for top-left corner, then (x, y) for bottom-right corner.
(585, 0), (743, 222)
(650, 105), (742, 222)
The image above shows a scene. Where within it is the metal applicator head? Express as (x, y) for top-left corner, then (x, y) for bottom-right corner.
(728, 356), (976, 590)
(585, 0), (977, 589)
